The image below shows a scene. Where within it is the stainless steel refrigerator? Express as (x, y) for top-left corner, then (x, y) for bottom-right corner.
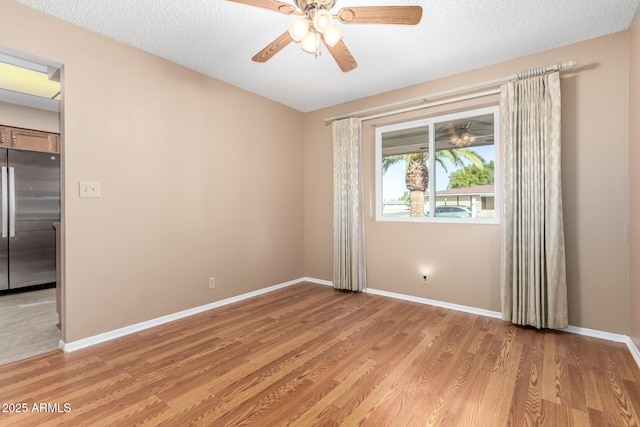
(0, 149), (60, 291)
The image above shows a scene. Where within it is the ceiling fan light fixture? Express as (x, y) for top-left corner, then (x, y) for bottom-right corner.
(301, 31), (320, 53)
(288, 17), (310, 42)
(323, 25), (343, 47)
(450, 121), (477, 147)
(450, 132), (476, 147)
(313, 9), (333, 33)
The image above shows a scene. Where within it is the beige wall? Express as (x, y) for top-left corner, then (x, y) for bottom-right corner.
(1, 1), (635, 341)
(0, 101), (59, 132)
(305, 32), (631, 334)
(629, 9), (640, 348)
(1, 2), (305, 342)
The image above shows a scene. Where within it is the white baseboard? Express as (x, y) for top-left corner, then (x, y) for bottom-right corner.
(61, 277), (306, 353)
(59, 276), (640, 371)
(626, 337), (640, 369)
(558, 325), (629, 343)
(365, 287), (503, 320)
(302, 277), (333, 287)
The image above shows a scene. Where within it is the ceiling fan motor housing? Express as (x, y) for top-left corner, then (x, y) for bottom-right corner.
(295, 0), (337, 12)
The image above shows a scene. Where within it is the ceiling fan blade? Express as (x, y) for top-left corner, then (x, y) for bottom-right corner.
(252, 31), (294, 63)
(324, 39), (358, 72)
(226, 0), (295, 14)
(338, 6), (423, 25)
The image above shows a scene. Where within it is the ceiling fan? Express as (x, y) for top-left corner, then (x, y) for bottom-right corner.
(226, 0), (423, 72)
(437, 119), (495, 148)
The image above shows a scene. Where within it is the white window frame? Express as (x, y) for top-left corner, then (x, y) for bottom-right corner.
(375, 105), (500, 224)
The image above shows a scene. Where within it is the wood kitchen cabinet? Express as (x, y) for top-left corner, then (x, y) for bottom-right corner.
(9, 127), (60, 153)
(0, 126), (10, 149)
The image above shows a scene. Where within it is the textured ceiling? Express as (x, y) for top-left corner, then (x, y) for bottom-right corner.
(14, 0), (640, 112)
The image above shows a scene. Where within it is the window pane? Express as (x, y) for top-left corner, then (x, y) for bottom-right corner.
(433, 113), (495, 219)
(375, 105), (498, 223)
(380, 125), (430, 218)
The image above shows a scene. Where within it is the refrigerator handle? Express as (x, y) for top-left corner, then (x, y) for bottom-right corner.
(1, 166), (6, 238)
(8, 167), (15, 238)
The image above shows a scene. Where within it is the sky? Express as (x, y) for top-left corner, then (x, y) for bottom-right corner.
(382, 145), (495, 201)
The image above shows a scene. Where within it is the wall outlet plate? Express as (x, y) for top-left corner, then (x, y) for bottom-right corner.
(79, 181), (101, 198)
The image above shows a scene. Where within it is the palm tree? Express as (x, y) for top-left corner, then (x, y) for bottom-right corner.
(383, 148), (485, 217)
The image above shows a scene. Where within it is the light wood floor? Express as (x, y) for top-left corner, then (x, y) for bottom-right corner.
(0, 283), (638, 426)
(0, 288), (60, 366)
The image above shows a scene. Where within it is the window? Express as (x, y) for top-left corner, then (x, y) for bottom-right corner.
(375, 106), (499, 223)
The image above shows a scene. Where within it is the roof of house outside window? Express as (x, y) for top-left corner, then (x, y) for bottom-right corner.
(436, 185), (495, 196)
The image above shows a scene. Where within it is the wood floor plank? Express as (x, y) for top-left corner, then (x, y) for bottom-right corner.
(541, 331), (559, 402)
(506, 338), (540, 424)
(623, 377), (640, 424)
(585, 367), (605, 411)
(566, 360), (588, 412)
(443, 327), (497, 425)
(475, 339), (523, 426)
(0, 283), (638, 426)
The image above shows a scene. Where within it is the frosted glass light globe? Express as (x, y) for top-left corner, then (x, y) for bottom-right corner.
(313, 9), (333, 34)
(301, 32), (320, 53)
(288, 18), (309, 42)
(323, 25), (342, 47)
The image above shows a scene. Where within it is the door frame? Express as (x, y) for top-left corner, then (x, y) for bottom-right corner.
(0, 45), (66, 343)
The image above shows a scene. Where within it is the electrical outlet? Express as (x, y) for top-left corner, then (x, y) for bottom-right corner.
(79, 181), (101, 198)
(422, 274), (429, 285)
(208, 277), (216, 289)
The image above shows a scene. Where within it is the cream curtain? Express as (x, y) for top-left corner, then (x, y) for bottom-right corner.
(332, 117), (366, 292)
(500, 71), (568, 329)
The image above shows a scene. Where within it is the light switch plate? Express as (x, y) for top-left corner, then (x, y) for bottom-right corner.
(79, 181), (101, 198)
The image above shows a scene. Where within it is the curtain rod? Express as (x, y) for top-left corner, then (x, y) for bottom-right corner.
(325, 60), (577, 124)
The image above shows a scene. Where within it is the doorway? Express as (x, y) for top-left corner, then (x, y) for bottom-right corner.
(0, 48), (64, 365)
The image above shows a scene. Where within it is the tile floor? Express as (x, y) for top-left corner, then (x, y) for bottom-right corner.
(0, 288), (60, 366)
